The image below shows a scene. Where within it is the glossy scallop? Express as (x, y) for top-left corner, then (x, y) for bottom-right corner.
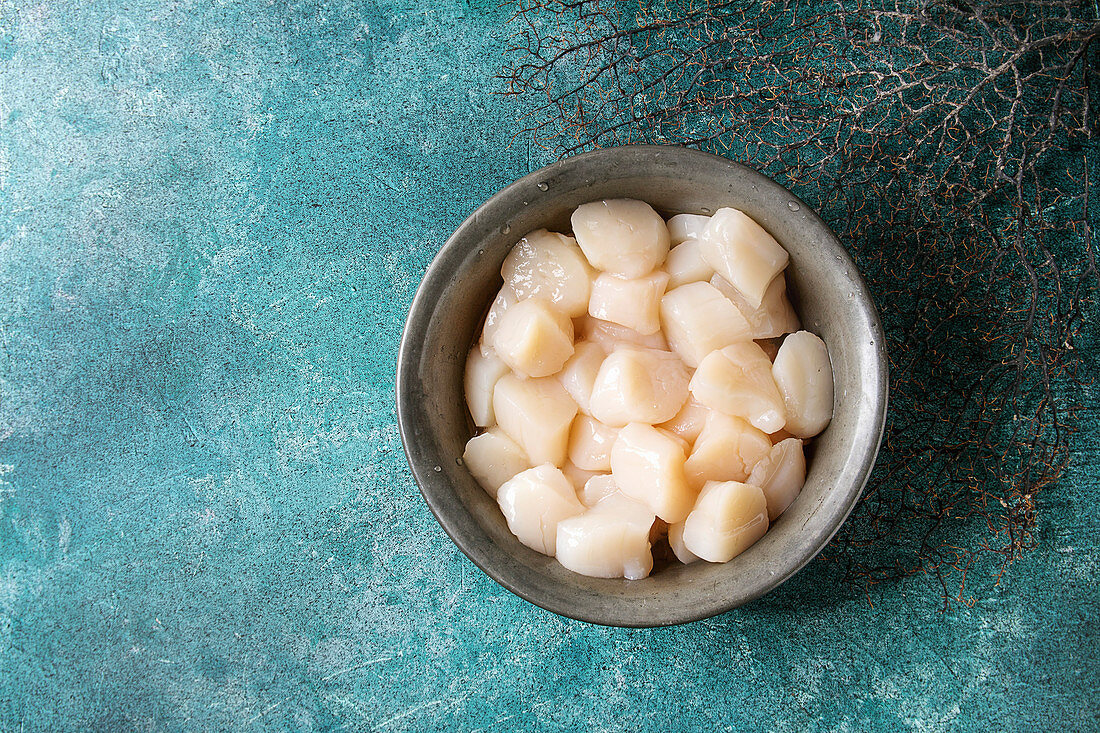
(689, 342), (787, 433)
(501, 229), (593, 317)
(489, 298), (575, 378)
(571, 199), (670, 278)
(660, 281), (752, 368)
(588, 348), (690, 427)
(464, 344), (509, 427)
(747, 437), (806, 521)
(588, 271), (669, 335)
(555, 492), (657, 580)
(493, 374), (579, 466)
(772, 331), (834, 438)
(683, 411), (772, 489)
(610, 422), (695, 524)
(681, 480), (769, 563)
(462, 428), (529, 497)
(700, 207), (789, 308)
(497, 464), (585, 555)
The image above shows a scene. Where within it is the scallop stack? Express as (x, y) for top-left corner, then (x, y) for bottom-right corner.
(462, 199), (834, 580)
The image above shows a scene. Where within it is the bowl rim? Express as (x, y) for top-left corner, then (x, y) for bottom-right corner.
(397, 144), (889, 627)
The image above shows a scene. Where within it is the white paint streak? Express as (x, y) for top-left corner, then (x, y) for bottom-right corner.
(471, 699), (554, 733)
(245, 701), (282, 726)
(320, 656), (394, 682)
(370, 699), (443, 731)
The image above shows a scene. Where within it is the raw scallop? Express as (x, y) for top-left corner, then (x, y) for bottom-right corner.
(571, 199), (670, 278)
(497, 465), (585, 554)
(666, 238), (715, 289)
(610, 423), (695, 524)
(658, 398), (710, 445)
(668, 521), (700, 564)
(556, 340), (606, 414)
(681, 480), (769, 563)
(588, 271), (669, 335)
(700, 208), (789, 308)
(579, 474), (619, 507)
(771, 331), (834, 438)
(747, 437), (806, 521)
(684, 411), (772, 489)
(464, 344), (509, 427)
(568, 414), (619, 471)
(556, 492), (657, 579)
(480, 289), (516, 347)
(463, 428), (529, 497)
(501, 229), (593, 317)
(666, 213), (711, 245)
(690, 342), (787, 433)
(589, 348), (690, 426)
(710, 274), (800, 340)
(493, 374), (578, 466)
(490, 298), (575, 378)
(660, 281), (752, 367)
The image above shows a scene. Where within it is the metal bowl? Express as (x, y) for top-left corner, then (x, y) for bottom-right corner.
(397, 145), (888, 627)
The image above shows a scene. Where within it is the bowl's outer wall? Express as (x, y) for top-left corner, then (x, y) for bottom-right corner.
(397, 146), (888, 627)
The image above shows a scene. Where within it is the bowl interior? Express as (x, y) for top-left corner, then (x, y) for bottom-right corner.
(398, 146), (887, 627)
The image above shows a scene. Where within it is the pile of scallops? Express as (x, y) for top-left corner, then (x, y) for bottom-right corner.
(462, 199), (833, 580)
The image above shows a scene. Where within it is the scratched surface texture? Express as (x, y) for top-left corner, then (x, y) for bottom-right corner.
(0, 1), (1097, 731)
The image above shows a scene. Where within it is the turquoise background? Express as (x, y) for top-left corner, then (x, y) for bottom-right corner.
(1, 1), (1097, 730)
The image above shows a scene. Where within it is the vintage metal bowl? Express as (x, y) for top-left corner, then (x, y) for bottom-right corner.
(396, 145), (888, 627)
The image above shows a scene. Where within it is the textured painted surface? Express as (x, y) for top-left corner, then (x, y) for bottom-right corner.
(0, 1), (1097, 730)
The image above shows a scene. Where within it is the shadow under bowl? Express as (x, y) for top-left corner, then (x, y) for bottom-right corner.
(397, 145), (888, 628)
